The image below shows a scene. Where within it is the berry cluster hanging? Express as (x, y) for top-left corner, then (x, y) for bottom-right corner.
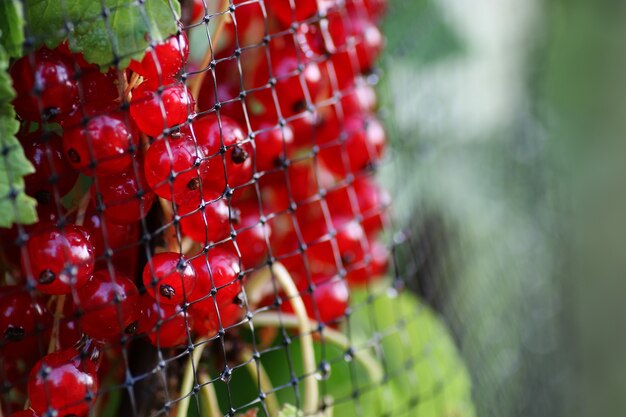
(0, 0), (390, 416)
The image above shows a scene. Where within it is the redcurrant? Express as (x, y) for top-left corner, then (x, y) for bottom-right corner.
(142, 252), (196, 305)
(21, 225), (95, 295)
(75, 270), (141, 341)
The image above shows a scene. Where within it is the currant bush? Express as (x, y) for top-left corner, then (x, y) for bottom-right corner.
(1, 0), (393, 415)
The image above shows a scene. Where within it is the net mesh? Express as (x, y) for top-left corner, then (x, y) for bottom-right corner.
(0, 0), (572, 417)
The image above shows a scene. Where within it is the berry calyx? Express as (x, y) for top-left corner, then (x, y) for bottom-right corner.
(142, 253), (196, 305)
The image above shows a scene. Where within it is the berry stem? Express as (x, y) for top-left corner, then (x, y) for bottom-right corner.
(198, 371), (222, 417)
(264, 262), (319, 415)
(188, 0), (231, 103)
(176, 339), (208, 417)
(240, 348), (280, 417)
(252, 312), (384, 385)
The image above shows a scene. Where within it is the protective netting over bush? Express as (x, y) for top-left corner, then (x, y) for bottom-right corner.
(0, 1), (474, 417)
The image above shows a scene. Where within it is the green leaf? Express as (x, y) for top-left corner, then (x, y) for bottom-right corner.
(23, 0), (181, 68)
(0, 0), (25, 58)
(0, 44), (37, 228)
(348, 286), (476, 417)
(277, 404), (302, 417)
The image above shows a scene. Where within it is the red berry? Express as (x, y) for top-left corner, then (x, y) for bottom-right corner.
(191, 0), (205, 22)
(129, 33), (189, 84)
(130, 82), (194, 138)
(75, 270), (141, 341)
(266, 0), (336, 26)
(255, 38), (326, 118)
(27, 350), (98, 417)
(62, 110), (138, 176)
(78, 67), (120, 105)
(231, 201), (271, 269)
(21, 130), (78, 205)
(329, 14), (383, 71)
(184, 114), (252, 192)
(0, 287), (52, 358)
(81, 208), (140, 275)
(189, 248), (242, 307)
(281, 274), (348, 325)
(10, 47), (78, 121)
(21, 225), (95, 295)
(179, 198), (234, 244)
(142, 253), (196, 305)
(345, 240), (388, 285)
(190, 301), (242, 337)
(309, 276), (349, 324)
(139, 294), (190, 348)
(143, 134), (210, 203)
(346, 0), (388, 20)
(94, 167), (155, 224)
(318, 115), (386, 176)
(326, 177), (389, 236)
(253, 122), (294, 172)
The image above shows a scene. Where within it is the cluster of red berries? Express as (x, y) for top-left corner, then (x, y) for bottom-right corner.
(1, 0), (389, 416)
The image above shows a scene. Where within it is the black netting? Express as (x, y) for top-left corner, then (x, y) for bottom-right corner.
(2, 0), (596, 417)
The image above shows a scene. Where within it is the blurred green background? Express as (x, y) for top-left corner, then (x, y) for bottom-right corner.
(379, 0), (626, 416)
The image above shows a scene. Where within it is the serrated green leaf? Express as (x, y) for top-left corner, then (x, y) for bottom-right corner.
(0, 43), (37, 228)
(0, 0), (25, 58)
(24, 0), (181, 68)
(277, 404), (302, 417)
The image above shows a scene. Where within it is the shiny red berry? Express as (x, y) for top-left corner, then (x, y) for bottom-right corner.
(130, 82), (194, 138)
(21, 225), (95, 295)
(21, 130), (78, 205)
(94, 167), (155, 224)
(78, 67), (120, 105)
(62, 111), (137, 176)
(143, 134), (210, 203)
(231, 201), (271, 269)
(139, 294), (190, 348)
(253, 122), (294, 172)
(319, 115), (386, 176)
(0, 287), (52, 354)
(27, 350), (98, 417)
(75, 270), (141, 341)
(10, 47), (78, 121)
(179, 198), (234, 244)
(129, 33), (189, 84)
(189, 248), (242, 307)
(184, 114), (252, 192)
(142, 252), (196, 305)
